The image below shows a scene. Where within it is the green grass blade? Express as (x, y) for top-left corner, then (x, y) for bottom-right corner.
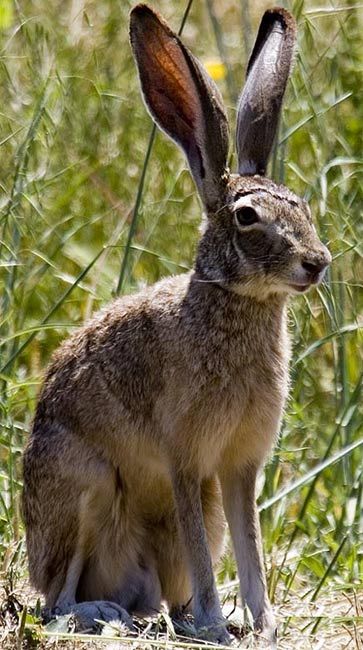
(259, 438), (363, 512)
(1, 247), (106, 375)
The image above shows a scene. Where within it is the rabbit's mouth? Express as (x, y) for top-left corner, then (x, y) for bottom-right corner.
(288, 283), (311, 293)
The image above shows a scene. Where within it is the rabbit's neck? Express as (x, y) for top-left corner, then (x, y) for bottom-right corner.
(187, 272), (288, 340)
(178, 272), (290, 381)
(173, 273), (290, 474)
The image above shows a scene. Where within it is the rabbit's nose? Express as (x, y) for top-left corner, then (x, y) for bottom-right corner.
(301, 259), (329, 281)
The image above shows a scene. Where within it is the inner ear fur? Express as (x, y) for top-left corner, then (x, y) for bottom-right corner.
(130, 4), (230, 211)
(236, 7), (297, 176)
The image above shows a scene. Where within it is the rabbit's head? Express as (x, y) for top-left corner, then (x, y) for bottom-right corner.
(130, 5), (331, 299)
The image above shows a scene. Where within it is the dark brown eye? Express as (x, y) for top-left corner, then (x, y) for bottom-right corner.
(235, 206), (259, 226)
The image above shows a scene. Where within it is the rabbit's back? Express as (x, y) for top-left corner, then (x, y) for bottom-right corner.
(32, 274), (189, 440)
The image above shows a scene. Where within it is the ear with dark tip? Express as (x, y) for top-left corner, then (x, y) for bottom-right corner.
(236, 7), (297, 176)
(130, 3), (230, 211)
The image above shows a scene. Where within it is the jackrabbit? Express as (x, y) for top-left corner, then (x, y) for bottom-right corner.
(22, 4), (331, 646)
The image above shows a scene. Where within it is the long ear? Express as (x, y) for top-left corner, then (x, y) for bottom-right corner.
(130, 4), (229, 211)
(236, 8), (296, 176)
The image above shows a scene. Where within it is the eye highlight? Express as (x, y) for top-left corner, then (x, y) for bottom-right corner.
(235, 205), (259, 227)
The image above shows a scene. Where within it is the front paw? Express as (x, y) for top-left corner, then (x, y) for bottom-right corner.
(254, 608), (277, 648)
(194, 607), (232, 645)
(196, 616), (232, 645)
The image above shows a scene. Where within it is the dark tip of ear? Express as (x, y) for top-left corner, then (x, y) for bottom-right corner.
(265, 6), (297, 31)
(130, 3), (154, 20)
(246, 7), (297, 76)
(130, 3), (174, 42)
(130, 3), (157, 30)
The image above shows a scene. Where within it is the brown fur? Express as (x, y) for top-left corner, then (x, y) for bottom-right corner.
(22, 4), (331, 646)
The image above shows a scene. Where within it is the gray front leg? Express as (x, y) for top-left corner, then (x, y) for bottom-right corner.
(172, 469), (230, 644)
(220, 466), (277, 646)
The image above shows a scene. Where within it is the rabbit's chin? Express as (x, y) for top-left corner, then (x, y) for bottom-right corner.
(287, 277), (326, 294)
(229, 279), (320, 299)
(229, 279), (289, 301)
(287, 283), (311, 294)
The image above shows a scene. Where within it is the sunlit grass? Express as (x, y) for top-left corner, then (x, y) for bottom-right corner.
(0, 0), (362, 647)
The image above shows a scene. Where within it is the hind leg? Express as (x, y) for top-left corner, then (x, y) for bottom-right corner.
(114, 557), (162, 616)
(49, 540), (132, 631)
(54, 555), (161, 631)
(55, 477), (139, 629)
(75, 479), (162, 618)
(23, 426), (134, 630)
(53, 555), (133, 631)
(39, 539), (128, 634)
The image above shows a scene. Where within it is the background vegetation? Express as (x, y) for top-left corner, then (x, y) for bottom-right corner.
(0, 0), (362, 647)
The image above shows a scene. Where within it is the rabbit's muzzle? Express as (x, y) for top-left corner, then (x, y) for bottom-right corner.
(301, 255), (330, 282)
(288, 243), (331, 293)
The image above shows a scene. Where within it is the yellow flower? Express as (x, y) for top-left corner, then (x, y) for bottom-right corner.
(204, 60), (226, 81)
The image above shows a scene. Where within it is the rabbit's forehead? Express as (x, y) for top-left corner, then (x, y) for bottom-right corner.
(228, 175), (302, 204)
(227, 175), (310, 220)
